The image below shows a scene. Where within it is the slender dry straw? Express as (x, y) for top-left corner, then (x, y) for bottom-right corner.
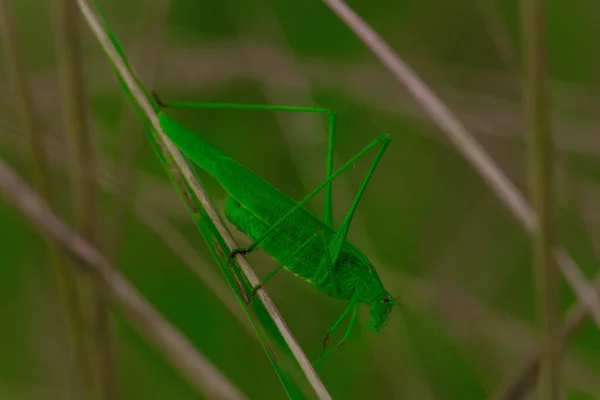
(0, 0), (92, 397)
(75, 1), (331, 398)
(51, 0), (116, 397)
(522, 0), (562, 398)
(0, 157), (248, 400)
(321, 0), (600, 332)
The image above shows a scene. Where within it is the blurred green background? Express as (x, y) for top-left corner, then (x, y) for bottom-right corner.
(1, 0), (600, 398)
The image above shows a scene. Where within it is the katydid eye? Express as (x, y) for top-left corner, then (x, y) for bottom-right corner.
(382, 297), (389, 303)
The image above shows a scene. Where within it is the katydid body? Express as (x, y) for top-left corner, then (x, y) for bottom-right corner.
(157, 101), (395, 362)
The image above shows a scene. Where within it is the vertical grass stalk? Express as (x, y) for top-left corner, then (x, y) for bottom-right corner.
(522, 0), (562, 398)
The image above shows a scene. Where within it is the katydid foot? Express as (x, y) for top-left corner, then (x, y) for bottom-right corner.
(251, 283), (263, 296)
(228, 247), (251, 262)
(152, 90), (166, 108)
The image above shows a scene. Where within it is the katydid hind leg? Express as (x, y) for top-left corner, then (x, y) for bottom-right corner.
(244, 134), (391, 257)
(325, 135), (391, 269)
(310, 133), (391, 297)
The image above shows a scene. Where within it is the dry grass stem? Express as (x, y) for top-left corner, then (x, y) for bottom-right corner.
(522, 0), (562, 396)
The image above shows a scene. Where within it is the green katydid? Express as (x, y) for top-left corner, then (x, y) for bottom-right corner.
(153, 94), (395, 363)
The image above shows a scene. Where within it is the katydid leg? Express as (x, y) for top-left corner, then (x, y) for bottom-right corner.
(324, 136), (390, 271)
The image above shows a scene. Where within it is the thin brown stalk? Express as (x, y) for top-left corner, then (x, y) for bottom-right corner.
(522, 0), (562, 397)
(51, 0), (115, 397)
(0, 0), (92, 398)
(76, 0), (331, 398)
(105, 0), (170, 262)
(0, 157), (248, 400)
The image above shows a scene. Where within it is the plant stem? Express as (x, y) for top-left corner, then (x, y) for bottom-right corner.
(522, 0), (562, 398)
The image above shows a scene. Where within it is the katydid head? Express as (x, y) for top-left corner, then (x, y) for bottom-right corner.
(369, 294), (396, 333)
